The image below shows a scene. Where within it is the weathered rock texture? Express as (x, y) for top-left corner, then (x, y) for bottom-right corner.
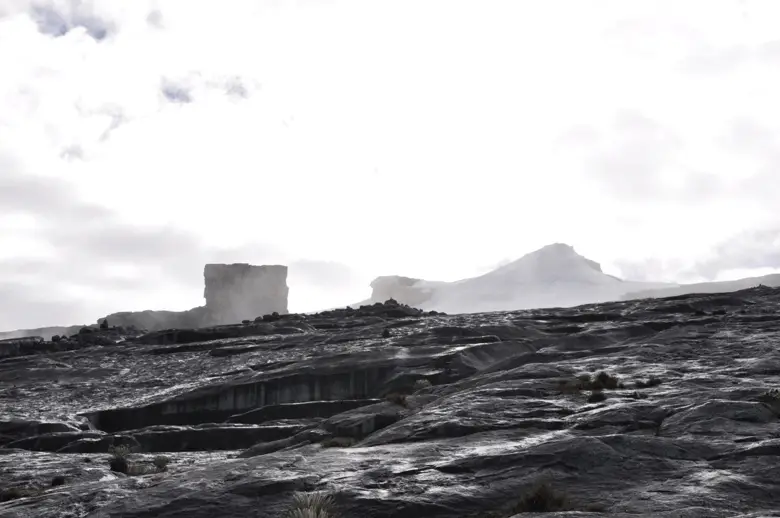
(2, 289), (780, 517)
(203, 263), (289, 325)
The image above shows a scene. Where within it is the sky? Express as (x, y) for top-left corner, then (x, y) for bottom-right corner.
(2, 0), (780, 330)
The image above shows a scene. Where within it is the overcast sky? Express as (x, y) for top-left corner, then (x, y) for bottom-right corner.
(2, 0), (780, 330)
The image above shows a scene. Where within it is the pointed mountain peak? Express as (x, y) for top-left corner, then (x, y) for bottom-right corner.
(487, 243), (612, 282)
(524, 243), (603, 273)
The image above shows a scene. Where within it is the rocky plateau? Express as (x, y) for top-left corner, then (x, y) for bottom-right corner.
(2, 289), (780, 517)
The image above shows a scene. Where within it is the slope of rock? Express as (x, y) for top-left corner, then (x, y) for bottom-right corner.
(358, 243), (673, 314)
(2, 290), (780, 517)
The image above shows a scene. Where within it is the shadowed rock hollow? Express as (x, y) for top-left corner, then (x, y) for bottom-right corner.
(2, 290), (780, 517)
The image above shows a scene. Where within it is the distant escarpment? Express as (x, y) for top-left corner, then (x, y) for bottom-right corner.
(103, 264), (289, 331)
(356, 243), (675, 314)
(0, 264), (289, 342)
(203, 263), (289, 325)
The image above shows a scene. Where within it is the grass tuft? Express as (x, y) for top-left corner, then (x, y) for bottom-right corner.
(283, 492), (338, 518)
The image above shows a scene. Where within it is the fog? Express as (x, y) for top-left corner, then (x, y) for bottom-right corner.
(3, 1), (780, 332)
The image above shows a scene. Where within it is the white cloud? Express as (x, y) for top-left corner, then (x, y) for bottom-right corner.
(2, 0), (780, 329)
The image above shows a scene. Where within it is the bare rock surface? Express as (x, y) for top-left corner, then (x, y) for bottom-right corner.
(2, 291), (780, 517)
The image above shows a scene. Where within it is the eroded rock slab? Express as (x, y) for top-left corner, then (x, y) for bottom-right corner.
(2, 294), (780, 517)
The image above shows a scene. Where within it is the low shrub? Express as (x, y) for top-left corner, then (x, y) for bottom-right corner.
(108, 444), (131, 474)
(510, 483), (569, 513)
(558, 371), (623, 394)
(592, 371), (621, 390)
(321, 436), (356, 448)
(283, 492), (339, 518)
(587, 391), (607, 403)
(412, 379), (433, 392)
(0, 487), (43, 502)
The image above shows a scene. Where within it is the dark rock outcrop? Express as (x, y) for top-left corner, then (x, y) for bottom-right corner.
(3, 292), (780, 517)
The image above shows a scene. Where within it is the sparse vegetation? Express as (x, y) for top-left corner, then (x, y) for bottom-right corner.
(558, 371), (623, 394)
(107, 444), (159, 476)
(153, 455), (171, 472)
(321, 436), (356, 448)
(283, 492), (339, 518)
(509, 482), (570, 513)
(385, 392), (408, 407)
(0, 487), (43, 502)
(587, 391), (607, 403)
(759, 388), (780, 402)
(108, 444), (131, 474)
(126, 464), (155, 476)
(413, 379), (432, 392)
(592, 371), (621, 390)
(636, 376), (662, 389)
(757, 389), (780, 413)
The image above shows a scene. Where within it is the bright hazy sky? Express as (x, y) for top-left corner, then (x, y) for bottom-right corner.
(2, 0), (780, 330)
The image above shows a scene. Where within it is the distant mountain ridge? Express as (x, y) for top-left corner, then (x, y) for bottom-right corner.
(4, 244), (779, 338)
(356, 243), (674, 313)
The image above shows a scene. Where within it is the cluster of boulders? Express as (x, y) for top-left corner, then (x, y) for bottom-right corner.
(236, 299), (441, 327)
(306, 299), (443, 320)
